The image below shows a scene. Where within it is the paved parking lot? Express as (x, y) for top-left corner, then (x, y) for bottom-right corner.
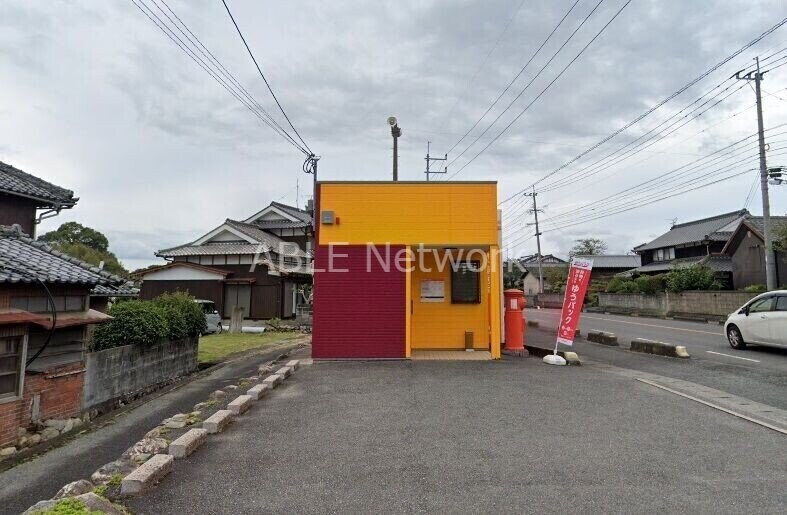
(128, 356), (787, 514)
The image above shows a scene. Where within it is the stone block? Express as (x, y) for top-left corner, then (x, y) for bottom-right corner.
(587, 330), (619, 346)
(247, 383), (271, 400)
(262, 374), (283, 388)
(228, 395), (252, 415)
(121, 454), (174, 495)
(203, 410), (233, 434)
(275, 366), (293, 378)
(285, 359), (300, 370)
(169, 428), (208, 459)
(630, 338), (690, 358)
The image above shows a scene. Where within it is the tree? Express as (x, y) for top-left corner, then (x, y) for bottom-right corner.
(569, 238), (608, 258)
(775, 223), (787, 252)
(39, 221), (109, 252)
(38, 222), (128, 276)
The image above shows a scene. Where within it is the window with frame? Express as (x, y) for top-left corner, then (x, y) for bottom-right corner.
(749, 296), (775, 313)
(0, 336), (24, 399)
(451, 262), (481, 304)
(775, 296), (787, 312)
(653, 247), (675, 262)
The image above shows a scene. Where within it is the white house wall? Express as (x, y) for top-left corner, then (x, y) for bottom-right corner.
(143, 267), (226, 281)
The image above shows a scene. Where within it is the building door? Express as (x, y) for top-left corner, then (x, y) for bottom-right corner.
(223, 284), (251, 318)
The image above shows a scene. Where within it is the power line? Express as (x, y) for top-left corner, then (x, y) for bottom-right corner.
(155, 0), (301, 146)
(221, 0), (312, 154)
(502, 128), (787, 242)
(498, 15), (787, 205)
(438, 0), (528, 132)
(444, 0), (606, 174)
(128, 0), (308, 154)
(537, 81), (748, 192)
(448, 0), (634, 180)
(443, 0), (583, 158)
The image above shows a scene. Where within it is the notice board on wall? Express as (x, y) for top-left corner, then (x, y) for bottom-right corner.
(420, 280), (445, 302)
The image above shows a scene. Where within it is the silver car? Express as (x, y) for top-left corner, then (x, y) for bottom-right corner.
(195, 299), (223, 334)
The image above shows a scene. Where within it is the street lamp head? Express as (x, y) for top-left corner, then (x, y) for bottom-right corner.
(387, 116), (398, 127)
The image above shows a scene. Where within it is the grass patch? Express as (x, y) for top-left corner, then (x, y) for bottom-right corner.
(198, 332), (294, 364)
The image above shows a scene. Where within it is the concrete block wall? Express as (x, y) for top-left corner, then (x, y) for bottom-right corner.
(597, 291), (756, 318)
(82, 337), (198, 411)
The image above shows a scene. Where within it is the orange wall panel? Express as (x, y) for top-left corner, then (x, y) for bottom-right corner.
(318, 182), (497, 246)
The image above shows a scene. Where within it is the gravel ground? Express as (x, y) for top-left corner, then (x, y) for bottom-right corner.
(127, 356), (787, 514)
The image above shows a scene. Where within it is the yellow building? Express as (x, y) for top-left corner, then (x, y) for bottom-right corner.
(312, 181), (502, 359)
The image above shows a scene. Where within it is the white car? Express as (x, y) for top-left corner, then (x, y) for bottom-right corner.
(725, 290), (787, 349)
(195, 299), (223, 334)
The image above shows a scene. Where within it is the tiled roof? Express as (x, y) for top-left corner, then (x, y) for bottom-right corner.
(743, 215), (787, 237)
(518, 254), (567, 266)
(157, 219), (309, 259)
(0, 161), (77, 206)
(0, 225), (125, 285)
(574, 254), (641, 269)
(632, 255), (731, 274)
(91, 282), (140, 297)
(636, 210), (748, 251)
(252, 219), (311, 229)
(270, 201), (312, 223)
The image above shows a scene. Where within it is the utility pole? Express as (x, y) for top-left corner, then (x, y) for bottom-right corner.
(525, 187), (545, 293)
(736, 58), (776, 290)
(388, 116), (401, 181)
(304, 154), (319, 233)
(424, 141), (448, 181)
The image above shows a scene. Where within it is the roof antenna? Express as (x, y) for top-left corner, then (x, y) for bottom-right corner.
(668, 217), (678, 229)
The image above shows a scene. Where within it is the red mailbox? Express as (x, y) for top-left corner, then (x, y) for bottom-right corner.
(503, 289), (527, 356)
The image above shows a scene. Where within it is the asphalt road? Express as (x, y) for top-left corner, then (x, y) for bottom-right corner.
(0, 340), (303, 515)
(525, 308), (787, 410)
(128, 358), (787, 514)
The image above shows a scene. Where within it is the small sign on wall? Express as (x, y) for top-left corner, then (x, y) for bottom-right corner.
(420, 280), (445, 302)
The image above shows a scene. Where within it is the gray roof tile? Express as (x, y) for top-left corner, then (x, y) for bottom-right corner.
(573, 254), (641, 268)
(91, 282), (140, 297)
(636, 210), (748, 251)
(0, 225), (124, 285)
(157, 219), (309, 258)
(0, 161), (77, 206)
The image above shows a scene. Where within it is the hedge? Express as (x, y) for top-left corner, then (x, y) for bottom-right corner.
(91, 293), (207, 351)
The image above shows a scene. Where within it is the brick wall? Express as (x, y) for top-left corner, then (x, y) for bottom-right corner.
(0, 363), (84, 448)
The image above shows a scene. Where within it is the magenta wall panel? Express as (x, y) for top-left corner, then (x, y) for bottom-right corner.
(312, 245), (406, 359)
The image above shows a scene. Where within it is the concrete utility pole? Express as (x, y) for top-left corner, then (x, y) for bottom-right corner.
(424, 141), (448, 181)
(525, 187), (544, 293)
(388, 117), (402, 181)
(736, 58), (776, 290)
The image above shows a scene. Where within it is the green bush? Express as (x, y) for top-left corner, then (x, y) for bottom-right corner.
(152, 292), (206, 338)
(743, 284), (767, 293)
(92, 300), (169, 351)
(666, 265), (720, 293)
(605, 277), (626, 293)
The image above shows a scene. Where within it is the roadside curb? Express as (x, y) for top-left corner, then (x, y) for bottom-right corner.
(587, 330), (619, 346)
(19, 349), (307, 512)
(630, 338), (690, 358)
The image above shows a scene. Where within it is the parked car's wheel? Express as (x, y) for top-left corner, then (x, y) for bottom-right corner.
(727, 325), (746, 349)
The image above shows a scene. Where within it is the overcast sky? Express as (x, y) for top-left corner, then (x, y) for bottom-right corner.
(2, 0), (786, 270)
